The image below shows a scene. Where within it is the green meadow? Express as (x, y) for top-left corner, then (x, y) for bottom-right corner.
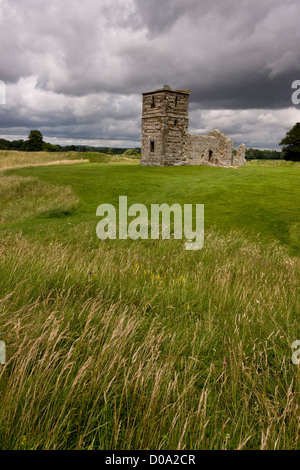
(0, 151), (299, 449)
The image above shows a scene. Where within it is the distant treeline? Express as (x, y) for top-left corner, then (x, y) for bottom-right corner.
(245, 148), (284, 160)
(0, 134), (141, 155)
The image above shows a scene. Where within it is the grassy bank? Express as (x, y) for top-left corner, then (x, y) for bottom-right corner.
(0, 150), (139, 171)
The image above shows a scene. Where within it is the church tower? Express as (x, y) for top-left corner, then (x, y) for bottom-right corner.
(140, 85), (190, 166)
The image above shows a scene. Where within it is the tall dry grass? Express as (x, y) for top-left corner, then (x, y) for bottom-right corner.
(0, 150), (86, 171)
(0, 226), (299, 449)
(0, 150), (137, 171)
(246, 159), (300, 166)
(0, 175), (79, 223)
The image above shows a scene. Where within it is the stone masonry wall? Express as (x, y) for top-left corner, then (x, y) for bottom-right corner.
(182, 130), (235, 166)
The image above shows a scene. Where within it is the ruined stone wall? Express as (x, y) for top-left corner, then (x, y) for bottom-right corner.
(182, 129), (235, 166)
(235, 143), (246, 166)
(206, 130), (234, 165)
(183, 134), (220, 166)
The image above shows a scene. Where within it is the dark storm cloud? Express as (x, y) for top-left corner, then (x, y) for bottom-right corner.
(133, 0), (300, 109)
(0, 0), (300, 147)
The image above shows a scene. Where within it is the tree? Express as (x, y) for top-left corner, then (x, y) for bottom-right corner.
(279, 123), (300, 161)
(26, 130), (44, 151)
(43, 142), (59, 152)
(123, 148), (141, 158)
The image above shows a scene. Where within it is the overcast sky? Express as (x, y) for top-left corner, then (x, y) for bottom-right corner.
(0, 0), (300, 149)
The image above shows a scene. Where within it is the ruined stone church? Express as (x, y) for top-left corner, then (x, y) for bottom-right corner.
(140, 85), (246, 167)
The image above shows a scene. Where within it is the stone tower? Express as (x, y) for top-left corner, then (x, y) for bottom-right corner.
(140, 85), (190, 166)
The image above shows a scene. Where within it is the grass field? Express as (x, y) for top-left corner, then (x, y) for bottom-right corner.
(0, 151), (299, 449)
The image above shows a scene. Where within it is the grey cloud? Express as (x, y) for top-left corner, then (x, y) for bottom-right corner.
(0, 0), (300, 148)
(0, 76), (141, 143)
